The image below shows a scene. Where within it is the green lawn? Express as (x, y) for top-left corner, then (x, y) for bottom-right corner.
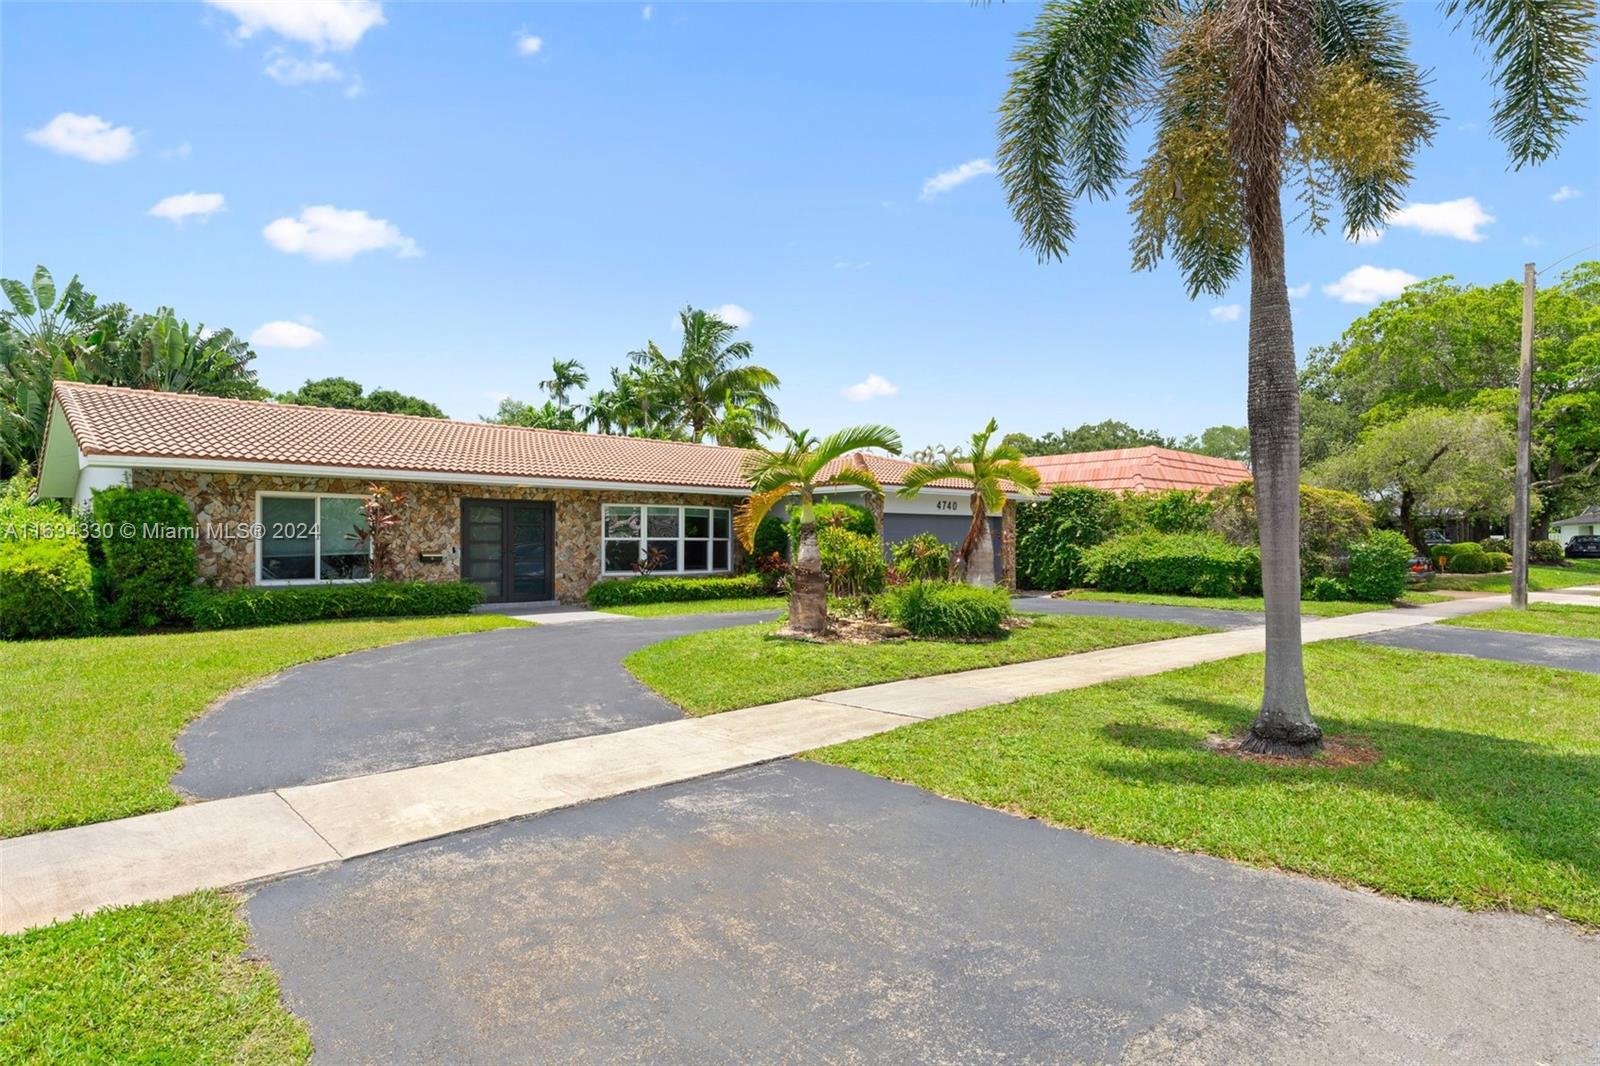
(1411, 558), (1600, 593)
(1, 614), (524, 838)
(601, 596), (787, 617)
(811, 642), (1600, 926)
(1053, 589), (1450, 616)
(625, 614), (1211, 715)
(1442, 602), (1600, 640)
(0, 891), (310, 1063)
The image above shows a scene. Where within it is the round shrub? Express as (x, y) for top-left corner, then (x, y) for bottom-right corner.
(786, 501), (874, 550)
(752, 514), (789, 560)
(1304, 575), (1350, 602)
(91, 487), (198, 630)
(817, 526), (886, 597)
(1483, 550), (1511, 572)
(1081, 532), (1261, 597)
(891, 533), (951, 582)
(0, 536), (95, 640)
(881, 580), (1011, 638)
(1014, 486), (1123, 590)
(1345, 530), (1412, 602)
(1435, 542), (1492, 573)
(1530, 539), (1566, 565)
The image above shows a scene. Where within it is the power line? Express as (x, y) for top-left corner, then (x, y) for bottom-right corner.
(1536, 241), (1600, 276)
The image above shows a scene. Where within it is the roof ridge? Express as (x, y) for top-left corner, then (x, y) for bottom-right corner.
(51, 380), (753, 455)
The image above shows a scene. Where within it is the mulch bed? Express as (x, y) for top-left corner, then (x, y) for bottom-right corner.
(1205, 733), (1381, 768)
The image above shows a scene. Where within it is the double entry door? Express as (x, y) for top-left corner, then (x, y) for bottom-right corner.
(460, 499), (553, 603)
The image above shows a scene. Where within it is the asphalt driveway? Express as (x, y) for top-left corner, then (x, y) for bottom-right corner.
(174, 611), (779, 800)
(244, 761), (1600, 1064)
(1358, 624), (1600, 673)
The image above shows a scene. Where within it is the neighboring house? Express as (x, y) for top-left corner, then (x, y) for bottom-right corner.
(1552, 507), (1600, 546)
(1025, 446), (1251, 493)
(35, 382), (1022, 602)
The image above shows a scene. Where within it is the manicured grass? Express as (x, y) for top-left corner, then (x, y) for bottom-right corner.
(601, 596), (786, 617)
(1054, 589), (1450, 616)
(1, 614), (524, 838)
(0, 891), (311, 1063)
(1442, 602), (1600, 640)
(1411, 558), (1600, 593)
(811, 642), (1600, 926)
(625, 614), (1211, 715)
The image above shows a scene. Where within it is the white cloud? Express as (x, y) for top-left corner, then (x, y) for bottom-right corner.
(264, 52), (343, 85)
(920, 158), (995, 201)
(25, 112), (137, 164)
(1209, 304), (1242, 323)
(250, 321), (325, 348)
(148, 192), (227, 224)
(712, 303), (753, 328)
(841, 374), (898, 402)
(642, 4), (654, 18)
(516, 32), (543, 56)
(1323, 265), (1420, 305)
(262, 204), (421, 261)
(1350, 226), (1383, 245)
(1287, 282), (1311, 299)
(204, 0), (385, 51)
(1386, 197), (1494, 242)
(1551, 185), (1582, 203)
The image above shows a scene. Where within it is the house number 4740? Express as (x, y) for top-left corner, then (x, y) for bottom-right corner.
(935, 499), (960, 512)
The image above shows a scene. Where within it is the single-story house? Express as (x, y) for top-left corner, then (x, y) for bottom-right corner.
(1552, 507), (1600, 546)
(1026, 446), (1251, 493)
(36, 382), (1023, 603)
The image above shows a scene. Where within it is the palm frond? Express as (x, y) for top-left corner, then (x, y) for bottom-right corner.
(735, 486), (794, 551)
(807, 424), (903, 477)
(897, 460), (973, 497)
(993, 459), (1044, 494)
(821, 465), (884, 496)
(1442, 0), (1596, 166)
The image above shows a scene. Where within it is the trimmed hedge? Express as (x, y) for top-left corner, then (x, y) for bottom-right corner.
(882, 580), (1011, 638)
(0, 536), (96, 640)
(183, 580), (483, 630)
(753, 514), (789, 560)
(1346, 530), (1412, 602)
(1433, 542), (1497, 573)
(1082, 532), (1262, 596)
(1484, 550), (1511, 572)
(891, 533), (952, 582)
(91, 487), (197, 630)
(585, 573), (767, 607)
(1531, 539), (1566, 565)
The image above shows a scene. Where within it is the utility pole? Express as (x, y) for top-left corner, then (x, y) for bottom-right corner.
(1511, 262), (1535, 610)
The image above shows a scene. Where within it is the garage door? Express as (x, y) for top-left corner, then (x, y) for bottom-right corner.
(881, 514), (1003, 582)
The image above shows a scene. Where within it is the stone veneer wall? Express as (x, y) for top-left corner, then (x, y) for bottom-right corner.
(131, 470), (745, 603)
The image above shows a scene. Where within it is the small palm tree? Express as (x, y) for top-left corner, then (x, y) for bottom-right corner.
(996, 0), (1593, 755)
(899, 419), (1040, 585)
(737, 425), (903, 635)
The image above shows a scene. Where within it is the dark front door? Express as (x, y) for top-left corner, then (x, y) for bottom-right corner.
(461, 499), (554, 603)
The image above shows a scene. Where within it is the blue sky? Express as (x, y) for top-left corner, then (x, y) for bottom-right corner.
(4, 1), (1596, 451)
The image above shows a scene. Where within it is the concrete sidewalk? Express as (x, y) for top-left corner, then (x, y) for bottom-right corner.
(0, 592), (1529, 933)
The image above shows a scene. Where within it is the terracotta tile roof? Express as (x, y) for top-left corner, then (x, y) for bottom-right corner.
(52, 382), (757, 490)
(1026, 446), (1251, 493)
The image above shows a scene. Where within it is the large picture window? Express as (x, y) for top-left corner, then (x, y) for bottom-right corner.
(258, 493), (370, 584)
(602, 503), (733, 575)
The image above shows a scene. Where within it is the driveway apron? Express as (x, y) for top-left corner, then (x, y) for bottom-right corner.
(174, 611), (779, 800)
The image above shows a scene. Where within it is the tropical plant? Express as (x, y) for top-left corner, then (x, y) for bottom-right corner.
(995, 0), (1593, 755)
(485, 396), (580, 430)
(80, 307), (259, 399)
(736, 425), (903, 635)
(629, 307), (783, 443)
(539, 358), (589, 409)
(899, 418), (1041, 585)
(891, 532), (953, 582)
(350, 485), (403, 580)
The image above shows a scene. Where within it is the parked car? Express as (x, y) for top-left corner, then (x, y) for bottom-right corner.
(1565, 535), (1600, 559)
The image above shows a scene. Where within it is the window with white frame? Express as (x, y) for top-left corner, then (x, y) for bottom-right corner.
(258, 493), (371, 583)
(602, 503), (732, 574)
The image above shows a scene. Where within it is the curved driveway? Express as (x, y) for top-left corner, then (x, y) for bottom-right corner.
(174, 611), (779, 800)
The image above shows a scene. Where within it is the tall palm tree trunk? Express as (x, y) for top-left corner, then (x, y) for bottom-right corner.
(788, 492), (829, 635)
(1241, 179), (1322, 756)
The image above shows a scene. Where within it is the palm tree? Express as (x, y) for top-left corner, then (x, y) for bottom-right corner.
(996, 0), (1593, 756)
(736, 425), (903, 635)
(538, 358), (589, 410)
(630, 307), (783, 442)
(899, 419), (1041, 586)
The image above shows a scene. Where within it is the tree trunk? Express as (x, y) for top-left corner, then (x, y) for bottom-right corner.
(786, 493), (829, 635)
(1399, 489), (1419, 552)
(966, 524), (996, 586)
(1240, 180), (1322, 757)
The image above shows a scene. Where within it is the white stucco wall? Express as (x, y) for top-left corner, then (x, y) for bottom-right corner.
(74, 466), (132, 514)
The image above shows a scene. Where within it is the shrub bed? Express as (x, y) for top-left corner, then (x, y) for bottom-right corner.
(1082, 532), (1262, 596)
(785, 501), (875, 548)
(1014, 486), (1123, 590)
(1346, 530), (1412, 602)
(586, 573), (767, 607)
(1433, 542), (1500, 573)
(1209, 482), (1373, 578)
(1531, 539), (1566, 565)
(891, 533), (952, 582)
(881, 580), (1012, 638)
(91, 487), (197, 630)
(0, 536), (96, 640)
(183, 581), (484, 630)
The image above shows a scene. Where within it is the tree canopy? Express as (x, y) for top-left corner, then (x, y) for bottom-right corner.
(278, 377), (445, 419)
(1000, 419), (1250, 461)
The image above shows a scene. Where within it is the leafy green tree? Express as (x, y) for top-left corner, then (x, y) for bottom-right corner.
(84, 308), (259, 399)
(900, 419), (1041, 585)
(1300, 263), (1600, 533)
(996, 0), (1592, 756)
(279, 377), (444, 418)
(484, 396), (579, 430)
(1310, 408), (1515, 549)
(736, 425), (903, 635)
(1178, 424), (1251, 462)
(1002, 419), (1173, 457)
(630, 307), (783, 443)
